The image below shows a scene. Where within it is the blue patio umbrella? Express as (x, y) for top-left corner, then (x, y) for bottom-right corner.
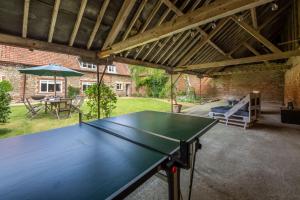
(18, 64), (84, 97)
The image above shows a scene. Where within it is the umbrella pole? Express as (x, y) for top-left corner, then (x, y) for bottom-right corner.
(65, 77), (67, 98)
(97, 65), (100, 119)
(54, 74), (57, 97)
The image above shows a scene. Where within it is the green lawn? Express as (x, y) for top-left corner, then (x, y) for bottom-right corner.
(0, 98), (172, 139)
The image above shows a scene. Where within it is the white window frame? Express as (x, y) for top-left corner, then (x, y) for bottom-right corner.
(39, 80), (62, 93)
(80, 62), (97, 70)
(82, 82), (95, 92)
(107, 65), (117, 74)
(116, 82), (123, 91)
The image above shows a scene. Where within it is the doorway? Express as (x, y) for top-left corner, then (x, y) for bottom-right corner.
(125, 84), (131, 96)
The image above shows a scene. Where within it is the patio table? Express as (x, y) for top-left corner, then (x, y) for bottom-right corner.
(40, 98), (71, 119)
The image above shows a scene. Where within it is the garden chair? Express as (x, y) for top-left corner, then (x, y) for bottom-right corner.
(23, 98), (43, 118)
(55, 98), (72, 119)
(71, 95), (85, 113)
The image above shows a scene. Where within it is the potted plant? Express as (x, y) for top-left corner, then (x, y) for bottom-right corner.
(172, 85), (182, 113)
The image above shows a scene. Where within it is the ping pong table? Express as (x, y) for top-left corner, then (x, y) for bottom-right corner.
(0, 111), (217, 200)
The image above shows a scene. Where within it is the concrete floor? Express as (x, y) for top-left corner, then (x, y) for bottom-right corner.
(126, 102), (300, 200)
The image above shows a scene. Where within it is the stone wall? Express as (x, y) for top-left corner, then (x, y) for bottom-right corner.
(285, 57), (300, 107)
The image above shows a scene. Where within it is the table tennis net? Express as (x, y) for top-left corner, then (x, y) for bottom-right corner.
(81, 118), (180, 157)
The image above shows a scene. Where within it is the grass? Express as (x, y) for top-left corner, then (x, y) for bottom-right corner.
(0, 98), (172, 139)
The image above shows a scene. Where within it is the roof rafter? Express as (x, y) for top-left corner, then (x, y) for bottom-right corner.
(22, 0), (30, 38)
(99, 0), (274, 58)
(175, 49), (300, 71)
(243, 42), (269, 65)
(48, 0), (61, 43)
(113, 56), (172, 71)
(143, 0), (188, 61)
(133, 0), (165, 59)
(69, 0), (88, 46)
(102, 0), (136, 49)
(250, 8), (258, 29)
(86, 0), (110, 49)
(122, 0), (148, 41)
(178, 18), (229, 66)
(0, 33), (97, 59)
(231, 16), (282, 53)
(161, 0), (182, 15)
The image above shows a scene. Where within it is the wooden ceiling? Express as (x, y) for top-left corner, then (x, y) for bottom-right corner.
(0, 0), (298, 75)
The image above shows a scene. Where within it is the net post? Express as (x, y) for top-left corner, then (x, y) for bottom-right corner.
(79, 112), (82, 124)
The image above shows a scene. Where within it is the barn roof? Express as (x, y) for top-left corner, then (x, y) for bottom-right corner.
(0, 0), (297, 76)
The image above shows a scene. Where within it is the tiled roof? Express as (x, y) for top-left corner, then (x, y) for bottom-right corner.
(0, 45), (130, 76)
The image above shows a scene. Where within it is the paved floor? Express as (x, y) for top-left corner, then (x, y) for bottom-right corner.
(127, 102), (300, 200)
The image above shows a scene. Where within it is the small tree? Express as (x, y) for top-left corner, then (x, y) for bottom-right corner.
(0, 80), (13, 123)
(84, 83), (117, 118)
(68, 85), (80, 98)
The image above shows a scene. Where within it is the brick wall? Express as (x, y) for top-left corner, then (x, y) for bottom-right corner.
(0, 65), (132, 102)
(176, 70), (284, 103)
(285, 56), (300, 106)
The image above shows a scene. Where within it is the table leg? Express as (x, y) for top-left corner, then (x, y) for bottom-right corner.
(166, 166), (180, 200)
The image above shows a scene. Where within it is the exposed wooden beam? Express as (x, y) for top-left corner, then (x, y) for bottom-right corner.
(48, 0), (61, 42)
(87, 0), (110, 49)
(208, 40), (231, 58)
(243, 42), (269, 65)
(175, 49), (300, 71)
(69, 0), (88, 46)
(0, 33), (97, 59)
(170, 33), (202, 65)
(161, 0), (182, 15)
(231, 16), (281, 53)
(99, 0), (274, 58)
(122, 0), (148, 41)
(161, 31), (191, 64)
(143, 0), (189, 61)
(250, 8), (258, 29)
(229, 3), (290, 56)
(209, 63), (290, 76)
(259, 2), (291, 31)
(113, 56), (172, 71)
(137, 0), (190, 60)
(139, 1), (164, 33)
(178, 18), (229, 66)
(22, 0), (30, 38)
(102, 0), (136, 49)
(133, 0), (164, 58)
(159, 0), (230, 64)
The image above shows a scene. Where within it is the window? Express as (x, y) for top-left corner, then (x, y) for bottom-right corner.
(80, 62), (97, 70)
(40, 80), (62, 93)
(116, 83), (123, 91)
(82, 82), (95, 92)
(107, 65), (116, 73)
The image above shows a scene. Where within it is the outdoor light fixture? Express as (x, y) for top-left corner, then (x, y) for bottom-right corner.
(190, 31), (195, 37)
(271, 2), (278, 11)
(211, 22), (217, 29)
(237, 13), (244, 22)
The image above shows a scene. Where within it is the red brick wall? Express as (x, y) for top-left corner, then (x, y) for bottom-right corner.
(284, 57), (300, 107)
(176, 71), (284, 103)
(0, 65), (132, 102)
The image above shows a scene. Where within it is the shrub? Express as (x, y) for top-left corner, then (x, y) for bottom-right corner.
(0, 80), (13, 93)
(0, 80), (13, 123)
(84, 83), (117, 118)
(129, 65), (169, 98)
(68, 85), (80, 98)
